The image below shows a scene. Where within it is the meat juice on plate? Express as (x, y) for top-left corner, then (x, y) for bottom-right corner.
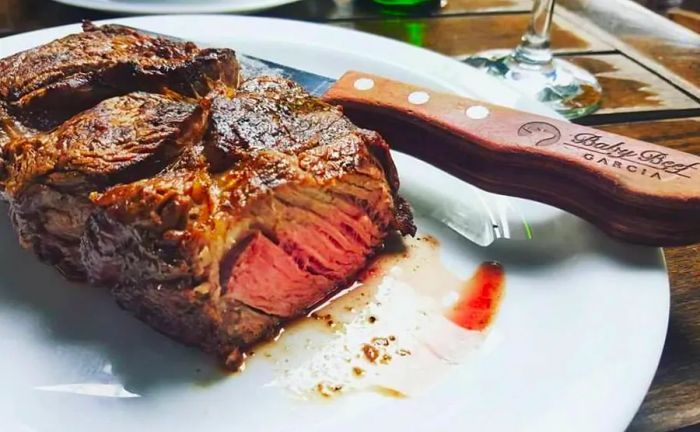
(254, 234), (505, 399)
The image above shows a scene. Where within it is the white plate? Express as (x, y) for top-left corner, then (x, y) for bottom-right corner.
(0, 16), (668, 432)
(51, 0), (301, 14)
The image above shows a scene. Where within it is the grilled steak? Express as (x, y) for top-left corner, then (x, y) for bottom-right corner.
(0, 26), (414, 369)
(82, 77), (413, 367)
(0, 21), (238, 131)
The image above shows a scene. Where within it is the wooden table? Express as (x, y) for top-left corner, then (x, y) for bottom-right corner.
(1, 0), (698, 430)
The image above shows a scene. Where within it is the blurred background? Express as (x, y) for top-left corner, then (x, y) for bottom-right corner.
(1, 0), (699, 35)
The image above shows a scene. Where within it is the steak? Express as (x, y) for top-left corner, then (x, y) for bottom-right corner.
(0, 26), (414, 369)
(82, 77), (414, 367)
(0, 21), (238, 131)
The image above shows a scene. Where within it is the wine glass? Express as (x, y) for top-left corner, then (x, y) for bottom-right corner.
(464, 0), (602, 119)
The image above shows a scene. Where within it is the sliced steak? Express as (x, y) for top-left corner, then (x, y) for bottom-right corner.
(81, 77), (413, 367)
(3, 92), (208, 279)
(0, 21), (414, 369)
(0, 21), (238, 130)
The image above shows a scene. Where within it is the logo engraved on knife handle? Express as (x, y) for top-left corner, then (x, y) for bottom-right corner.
(517, 122), (562, 147)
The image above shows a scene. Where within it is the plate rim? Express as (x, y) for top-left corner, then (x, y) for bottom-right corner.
(51, 0), (303, 14)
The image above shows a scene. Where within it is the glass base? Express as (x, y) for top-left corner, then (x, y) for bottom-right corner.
(464, 49), (602, 119)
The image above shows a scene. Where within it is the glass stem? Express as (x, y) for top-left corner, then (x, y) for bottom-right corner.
(513, 0), (555, 66)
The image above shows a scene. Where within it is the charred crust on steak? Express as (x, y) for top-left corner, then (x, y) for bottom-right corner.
(0, 25), (415, 369)
(0, 21), (238, 130)
(4, 92), (210, 280)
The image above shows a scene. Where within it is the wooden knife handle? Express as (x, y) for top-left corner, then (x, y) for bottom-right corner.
(324, 71), (700, 246)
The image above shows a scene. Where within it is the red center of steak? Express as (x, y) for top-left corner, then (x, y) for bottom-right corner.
(221, 199), (380, 317)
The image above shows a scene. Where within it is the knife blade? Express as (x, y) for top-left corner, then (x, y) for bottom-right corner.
(238, 54), (337, 97)
(131, 27), (700, 247)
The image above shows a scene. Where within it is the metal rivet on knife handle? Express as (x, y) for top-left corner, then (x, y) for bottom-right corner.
(353, 78), (375, 91)
(408, 91), (430, 105)
(466, 105), (490, 120)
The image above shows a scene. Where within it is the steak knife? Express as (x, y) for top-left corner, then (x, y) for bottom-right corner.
(133, 28), (700, 247)
(235, 54), (700, 247)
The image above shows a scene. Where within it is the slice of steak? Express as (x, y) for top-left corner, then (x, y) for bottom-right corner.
(0, 21), (238, 130)
(3, 92), (208, 279)
(82, 77), (414, 368)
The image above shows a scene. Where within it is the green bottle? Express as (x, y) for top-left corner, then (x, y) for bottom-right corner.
(372, 0), (432, 5)
(371, 0), (440, 10)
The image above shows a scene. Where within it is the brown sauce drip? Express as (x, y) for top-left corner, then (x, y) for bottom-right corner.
(253, 234), (506, 400)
